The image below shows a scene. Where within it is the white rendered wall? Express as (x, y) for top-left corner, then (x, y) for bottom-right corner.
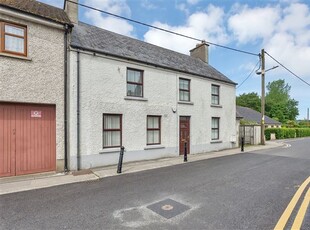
(69, 50), (236, 170)
(0, 13), (65, 169)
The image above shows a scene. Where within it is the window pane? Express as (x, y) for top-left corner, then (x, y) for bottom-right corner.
(212, 118), (219, 128)
(212, 130), (219, 139)
(127, 84), (142, 97)
(127, 69), (142, 83)
(127, 70), (135, 82)
(180, 91), (189, 101)
(103, 131), (120, 147)
(212, 85), (219, 95)
(212, 95), (219, 105)
(147, 130), (159, 144)
(104, 115), (120, 129)
(5, 25), (24, 36)
(134, 71), (142, 83)
(148, 117), (159, 129)
(179, 79), (189, 90)
(5, 35), (24, 53)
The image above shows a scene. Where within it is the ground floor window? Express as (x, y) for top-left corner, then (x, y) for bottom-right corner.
(147, 116), (161, 145)
(103, 114), (122, 148)
(211, 117), (220, 140)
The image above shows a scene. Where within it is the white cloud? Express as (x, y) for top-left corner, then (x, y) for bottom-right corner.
(83, 0), (134, 36)
(228, 2), (310, 80)
(228, 5), (281, 44)
(144, 4), (228, 54)
(84, 0), (131, 15)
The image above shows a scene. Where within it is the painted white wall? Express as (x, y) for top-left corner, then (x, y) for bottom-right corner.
(69, 50), (236, 170)
(0, 12), (65, 170)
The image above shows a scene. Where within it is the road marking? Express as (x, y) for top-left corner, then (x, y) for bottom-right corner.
(274, 176), (310, 230)
(283, 143), (291, 148)
(291, 187), (310, 229)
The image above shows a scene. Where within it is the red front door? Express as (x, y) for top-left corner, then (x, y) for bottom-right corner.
(179, 116), (190, 155)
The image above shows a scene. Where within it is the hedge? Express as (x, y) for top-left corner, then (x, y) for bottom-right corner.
(296, 128), (310, 137)
(265, 128), (310, 140)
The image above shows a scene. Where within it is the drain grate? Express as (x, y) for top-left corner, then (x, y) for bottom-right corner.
(147, 198), (190, 219)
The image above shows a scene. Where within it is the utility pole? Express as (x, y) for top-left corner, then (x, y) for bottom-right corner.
(261, 49), (265, 145)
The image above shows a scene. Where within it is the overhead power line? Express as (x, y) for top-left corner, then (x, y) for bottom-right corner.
(66, 0), (259, 57)
(237, 60), (260, 89)
(265, 51), (310, 87)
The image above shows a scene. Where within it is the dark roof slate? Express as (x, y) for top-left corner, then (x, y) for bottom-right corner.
(71, 22), (236, 85)
(0, 0), (71, 25)
(236, 106), (281, 125)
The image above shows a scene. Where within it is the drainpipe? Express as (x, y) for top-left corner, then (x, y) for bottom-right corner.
(77, 50), (81, 170)
(64, 24), (69, 172)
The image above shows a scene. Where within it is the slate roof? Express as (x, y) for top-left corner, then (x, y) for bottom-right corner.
(71, 22), (236, 85)
(0, 0), (71, 25)
(236, 106), (281, 125)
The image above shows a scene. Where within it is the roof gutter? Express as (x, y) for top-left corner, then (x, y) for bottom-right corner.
(70, 44), (237, 86)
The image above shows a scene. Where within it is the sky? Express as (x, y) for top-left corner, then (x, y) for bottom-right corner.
(39, 0), (310, 120)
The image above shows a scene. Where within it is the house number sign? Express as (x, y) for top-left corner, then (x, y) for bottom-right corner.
(31, 110), (42, 118)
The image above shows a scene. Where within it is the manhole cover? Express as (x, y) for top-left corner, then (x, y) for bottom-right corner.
(147, 198), (190, 219)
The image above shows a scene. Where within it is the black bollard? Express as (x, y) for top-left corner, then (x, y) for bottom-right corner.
(241, 137), (244, 152)
(117, 146), (125, 174)
(184, 142), (188, 162)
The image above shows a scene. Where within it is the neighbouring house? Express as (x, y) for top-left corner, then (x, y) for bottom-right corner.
(65, 1), (237, 170)
(0, 0), (72, 177)
(237, 106), (281, 145)
(237, 106), (282, 128)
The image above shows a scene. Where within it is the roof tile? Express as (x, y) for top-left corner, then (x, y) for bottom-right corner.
(0, 0), (71, 25)
(236, 106), (281, 125)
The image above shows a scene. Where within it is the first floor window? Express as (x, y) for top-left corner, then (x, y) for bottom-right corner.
(103, 114), (122, 148)
(127, 68), (143, 97)
(179, 78), (190, 101)
(211, 117), (220, 140)
(0, 21), (27, 56)
(147, 116), (161, 145)
(211, 84), (220, 105)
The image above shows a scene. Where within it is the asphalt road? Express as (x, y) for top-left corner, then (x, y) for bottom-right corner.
(1, 138), (309, 230)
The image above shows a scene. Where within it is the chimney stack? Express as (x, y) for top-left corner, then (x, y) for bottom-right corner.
(190, 41), (209, 64)
(65, 0), (78, 24)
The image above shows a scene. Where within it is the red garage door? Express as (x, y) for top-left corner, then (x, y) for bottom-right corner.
(0, 103), (56, 177)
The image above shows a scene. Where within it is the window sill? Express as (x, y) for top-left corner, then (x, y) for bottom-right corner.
(0, 52), (32, 61)
(211, 104), (222, 108)
(178, 101), (194, 105)
(210, 140), (222, 144)
(144, 145), (165, 150)
(99, 147), (121, 154)
(124, 96), (148, 102)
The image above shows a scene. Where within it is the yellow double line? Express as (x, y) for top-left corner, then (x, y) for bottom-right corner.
(274, 176), (310, 230)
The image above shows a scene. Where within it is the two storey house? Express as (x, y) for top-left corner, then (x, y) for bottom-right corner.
(0, 0), (72, 177)
(67, 21), (237, 170)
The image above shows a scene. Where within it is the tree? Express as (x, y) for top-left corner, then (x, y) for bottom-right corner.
(236, 92), (261, 112)
(265, 79), (299, 123)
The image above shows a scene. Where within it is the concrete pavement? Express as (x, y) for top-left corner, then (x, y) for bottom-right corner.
(0, 141), (284, 195)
